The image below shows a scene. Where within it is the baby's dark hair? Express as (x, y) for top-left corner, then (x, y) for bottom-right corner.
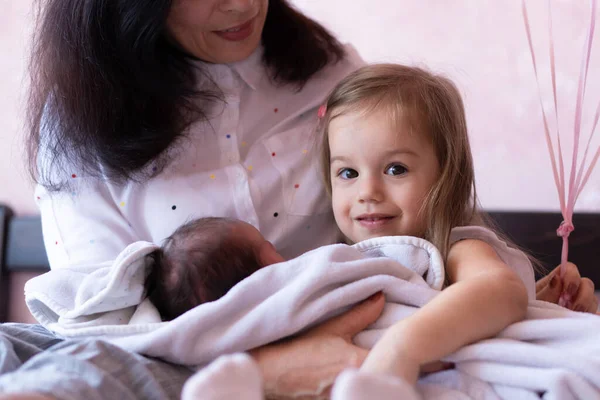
(145, 217), (263, 321)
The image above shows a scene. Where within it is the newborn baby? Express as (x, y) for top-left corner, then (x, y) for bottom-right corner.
(145, 217), (284, 320)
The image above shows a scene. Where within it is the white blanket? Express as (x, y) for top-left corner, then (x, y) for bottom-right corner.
(24, 229), (600, 399)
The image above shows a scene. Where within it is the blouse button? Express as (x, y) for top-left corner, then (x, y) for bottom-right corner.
(223, 152), (238, 163)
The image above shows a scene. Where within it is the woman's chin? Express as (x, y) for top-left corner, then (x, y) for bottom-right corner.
(210, 34), (262, 64)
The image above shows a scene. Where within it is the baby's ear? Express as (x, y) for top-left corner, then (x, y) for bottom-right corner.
(258, 241), (285, 267)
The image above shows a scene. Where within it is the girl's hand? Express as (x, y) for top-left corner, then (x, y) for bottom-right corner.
(361, 343), (421, 386)
(249, 292), (385, 399)
(536, 262), (598, 313)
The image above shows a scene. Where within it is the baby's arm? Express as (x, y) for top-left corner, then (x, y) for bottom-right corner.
(361, 239), (528, 384)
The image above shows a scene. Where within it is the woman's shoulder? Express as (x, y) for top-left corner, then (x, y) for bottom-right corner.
(272, 43), (365, 111)
(314, 43), (366, 86)
(340, 43), (367, 70)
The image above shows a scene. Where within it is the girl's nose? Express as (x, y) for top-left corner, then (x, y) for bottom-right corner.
(357, 176), (384, 203)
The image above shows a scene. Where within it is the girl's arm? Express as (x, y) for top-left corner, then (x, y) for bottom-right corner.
(361, 239), (529, 383)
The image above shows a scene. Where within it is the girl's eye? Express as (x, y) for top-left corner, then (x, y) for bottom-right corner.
(337, 168), (358, 180)
(385, 164), (407, 176)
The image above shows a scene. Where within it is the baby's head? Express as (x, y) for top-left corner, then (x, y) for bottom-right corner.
(146, 217), (283, 321)
(319, 64), (477, 258)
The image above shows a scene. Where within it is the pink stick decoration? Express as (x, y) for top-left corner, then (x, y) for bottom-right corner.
(574, 100), (600, 204)
(574, 4), (600, 204)
(547, 0), (567, 211)
(563, 0), (596, 260)
(576, 143), (600, 204)
(522, 1), (565, 214)
(522, 0), (599, 293)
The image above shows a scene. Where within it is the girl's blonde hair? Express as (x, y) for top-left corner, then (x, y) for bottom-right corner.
(318, 63), (479, 261)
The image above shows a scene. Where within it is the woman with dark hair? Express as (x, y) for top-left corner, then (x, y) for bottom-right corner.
(0, 0), (595, 399)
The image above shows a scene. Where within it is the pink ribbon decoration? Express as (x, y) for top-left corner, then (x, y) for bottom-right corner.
(317, 104), (327, 119)
(522, 0), (600, 280)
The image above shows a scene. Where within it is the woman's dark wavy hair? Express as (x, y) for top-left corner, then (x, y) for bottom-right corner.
(27, 0), (345, 191)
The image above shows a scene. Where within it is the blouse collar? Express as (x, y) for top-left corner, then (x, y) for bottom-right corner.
(228, 45), (264, 91)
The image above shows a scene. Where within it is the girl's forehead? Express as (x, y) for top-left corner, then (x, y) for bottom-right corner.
(329, 107), (422, 141)
(327, 107), (437, 163)
(330, 100), (425, 133)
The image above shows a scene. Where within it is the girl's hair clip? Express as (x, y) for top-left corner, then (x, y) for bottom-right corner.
(317, 104), (327, 119)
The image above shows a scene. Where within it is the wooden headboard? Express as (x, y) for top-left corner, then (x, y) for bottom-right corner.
(1, 204), (599, 321)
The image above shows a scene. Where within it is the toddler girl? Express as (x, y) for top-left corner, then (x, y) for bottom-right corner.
(318, 63), (529, 385)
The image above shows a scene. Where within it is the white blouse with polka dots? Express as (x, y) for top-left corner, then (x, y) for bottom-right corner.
(35, 45), (365, 269)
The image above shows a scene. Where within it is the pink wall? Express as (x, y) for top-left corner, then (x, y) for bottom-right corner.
(295, 0), (600, 212)
(1, 1), (35, 216)
(1, 1), (599, 215)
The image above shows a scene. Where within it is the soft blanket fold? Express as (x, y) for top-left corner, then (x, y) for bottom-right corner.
(24, 228), (600, 399)
(26, 235), (445, 363)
